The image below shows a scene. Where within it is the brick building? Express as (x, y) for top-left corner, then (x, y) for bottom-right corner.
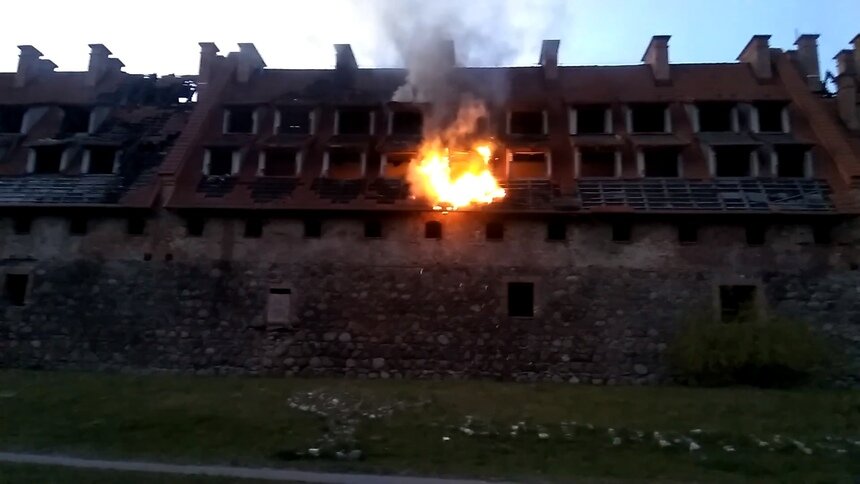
(1, 35), (859, 384)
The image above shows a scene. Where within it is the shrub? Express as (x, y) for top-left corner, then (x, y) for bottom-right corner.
(669, 316), (827, 388)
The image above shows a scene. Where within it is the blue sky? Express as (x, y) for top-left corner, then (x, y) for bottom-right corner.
(0, 0), (855, 75)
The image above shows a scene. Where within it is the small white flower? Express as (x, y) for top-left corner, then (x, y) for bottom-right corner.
(690, 428), (703, 435)
(538, 432), (550, 440)
(612, 437), (622, 446)
(308, 448), (320, 457)
(723, 445), (735, 453)
(837, 449), (847, 454)
(689, 442), (701, 451)
(460, 427), (474, 436)
(510, 431), (517, 437)
(658, 439), (671, 448)
(442, 436), (450, 442)
(758, 440), (769, 447)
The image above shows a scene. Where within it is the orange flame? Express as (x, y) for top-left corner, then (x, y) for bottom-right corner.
(407, 101), (506, 211)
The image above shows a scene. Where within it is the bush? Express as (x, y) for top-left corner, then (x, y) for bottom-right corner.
(669, 316), (827, 388)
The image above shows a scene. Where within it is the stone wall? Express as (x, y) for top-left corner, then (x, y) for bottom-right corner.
(1, 213), (859, 385)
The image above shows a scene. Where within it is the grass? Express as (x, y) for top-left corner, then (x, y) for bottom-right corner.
(0, 463), (287, 483)
(0, 370), (858, 483)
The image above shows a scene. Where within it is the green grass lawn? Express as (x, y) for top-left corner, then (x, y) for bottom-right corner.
(0, 463), (286, 483)
(0, 370), (858, 483)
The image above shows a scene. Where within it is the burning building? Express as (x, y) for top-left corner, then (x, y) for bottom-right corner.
(1, 35), (860, 384)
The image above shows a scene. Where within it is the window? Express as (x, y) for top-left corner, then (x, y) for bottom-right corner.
(612, 221), (632, 243)
(337, 108), (372, 135)
(364, 220), (383, 238)
(13, 216), (32, 235)
(578, 148), (616, 178)
(574, 105), (610, 134)
(186, 217), (205, 237)
(714, 146), (753, 177)
(678, 223), (698, 244)
(509, 152), (548, 179)
(207, 148), (234, 176)
(719, 285), (758, 322)
(697, 102), (734, 132)
(4, 273), (28, 306)
(267, 287), (292, 324)
(630, 104), (668, 133)
(642, 148), (679, 177)
(547, 221), (566, 241)
(127, 217), (146, 236)
(509, 111), (544, 135)
(278, 108), (311, 134)
(32, 146), (64, 174)
(776, 147), (807, 178)
(304, 219), (322, 238)
(745, 224), (766, 246)
(327, 148), (363, 179)
(69, 217), (87, 236)
(382, 153), (412, 178)
(486, 221), (504, 241)
(813, 224), (832, 245)
(262, 149), (298, 177)
(425, 221), (442, 239)
(0, 106), (26, 133)
(87, 147), (117, 174)
(756, 102), (786, 133)
(244, 218), (263, 238)
(391, 111), (422, 136)
(507, 282), (534, 318)
(225, 107), (255, 133)
(62, 106), (91, 134)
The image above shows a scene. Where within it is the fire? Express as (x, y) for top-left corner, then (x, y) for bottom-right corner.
(407, 101), (506, 211)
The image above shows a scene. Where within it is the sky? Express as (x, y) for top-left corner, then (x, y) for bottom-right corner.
(0, 0), (856, 76)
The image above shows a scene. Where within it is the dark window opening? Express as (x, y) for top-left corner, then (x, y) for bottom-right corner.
(226, 107), (255, 133)
(338, 109), (372, 135)
(813, 224), (832, 245)
(278, 108), (311, 134)
(579, 148), (616, 178)
(643, 148), (679, 177)
(127, 217), (146, 236)
(678, 223), (699, 244)
(304, 219), (322, 238)
(13, 216), (32, 235)
(33, 146), (64, 174)
(186, 217), (205, 237)
(207, 148), (234, 176)
(143, 253), (152, 261)
(327, 148), (363, 179)
(486, 222), (504, 241)
(364, 220), (383, 238)
(509, 152), (547, 179)
(776, 148), (807, 178)
(757, 102), (786, 132)
(507, 282), (535, 318)
(612, 221), (632, 243)
(509, 111), (544, 135)
(244, 218), (263, 238)
(0, 106), (26, 133)
(270, 287), (291, 295)
(547, 221), (567, 241)
(4, 273), (28, 306)
(391, 111), (422, 136)
(745, 224), (766, 246)
(61, 106), (91, 134)
(720, 285), (758, 322)
(631, 104), (667, 133)
(697, 102), (734, 132)
(88, 147), (117, 174)
(69, 217), (88, 236)
(383, 153), (412, 178)
(263, 149), (297, 177)
(425, 221), (442, 239)
(575, 105), (609, 134)
(714, 146), (753, 177)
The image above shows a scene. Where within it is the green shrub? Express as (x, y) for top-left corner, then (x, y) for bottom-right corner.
(669, 316), (827, 388)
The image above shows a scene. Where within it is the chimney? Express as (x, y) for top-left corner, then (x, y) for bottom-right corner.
(853, 34), (860, 82)
(236, 43), (266, 83)
(439, 39), (456, 68)
(738, 35), (773, 80)
(794, 34), (821, 91)
(833, 49), (859, 130)
(642, 35), (671, 82)
(540, 39), (560, 80)
(87, 44), (124, 86)
(335, 44), (358, 87)
(15, 45), (56, 88)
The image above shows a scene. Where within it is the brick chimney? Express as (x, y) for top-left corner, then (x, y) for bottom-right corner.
(540, 40), (560, 80)
(738, 35), (773, 80)
(793, 34), (821, 91)
(853, 34), (860, 83)
(15, 45), (56, 88)
(235, 43), (266, 83)
(335, 44), (358, 87)
(87, 44), (124, 86)
(642, 35), (671, 82)
(833, 49), (859, 130)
